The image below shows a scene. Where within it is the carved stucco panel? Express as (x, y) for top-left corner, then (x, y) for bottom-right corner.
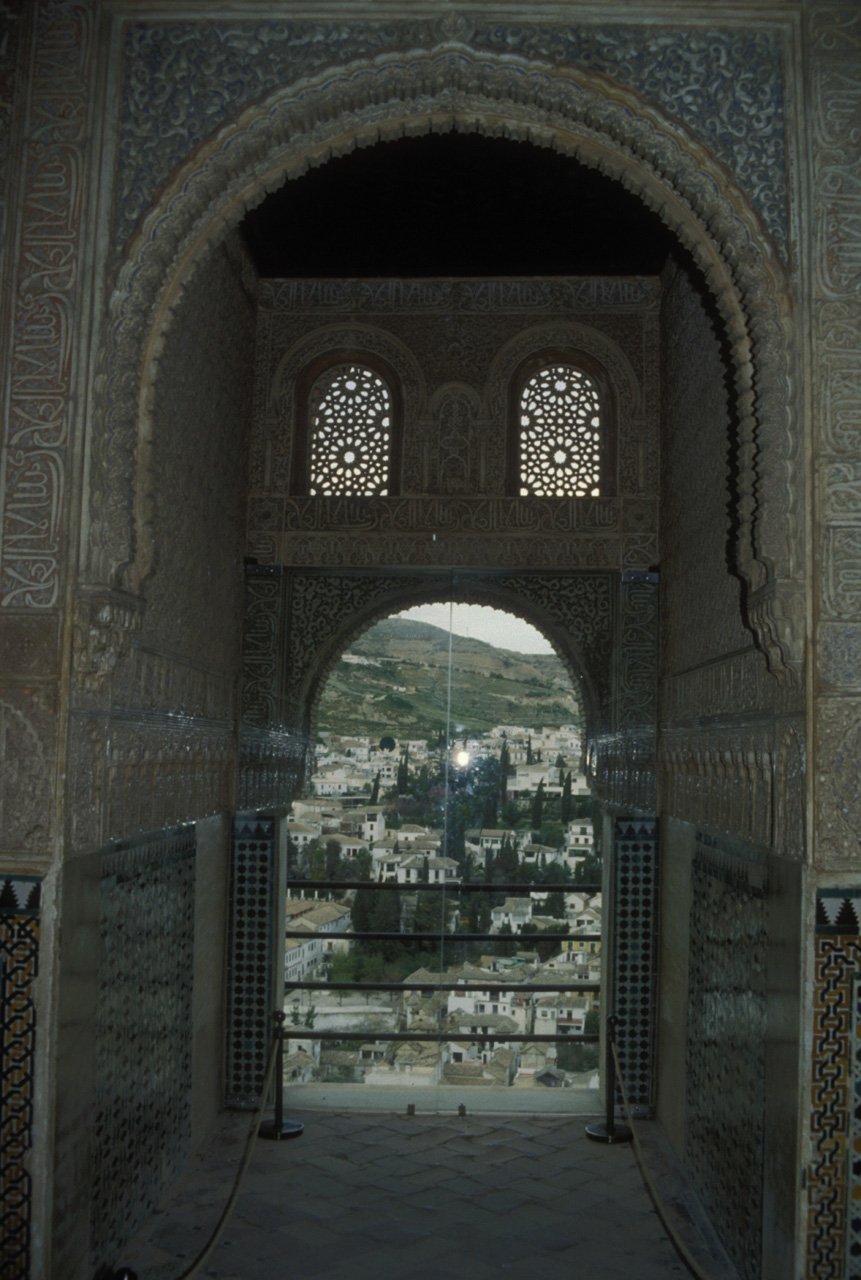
(814, 696), (861, 868)
(276, 533), (620, 571)
(821, 527), (861, 620)
(810, 27), (861, 300)
(2, 1), (94, 613)
(0, 687), (55, 856)
(815, 301), (861, 458)
(105, 721), (235, 839)
(0, 615), (60, 677)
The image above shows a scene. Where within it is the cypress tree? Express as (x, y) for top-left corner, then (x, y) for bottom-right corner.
(561, 771), (573, 824)
(531, 778), (545, 831)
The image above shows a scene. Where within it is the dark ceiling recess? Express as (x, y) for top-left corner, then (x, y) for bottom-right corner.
(241, 132), (674, 278)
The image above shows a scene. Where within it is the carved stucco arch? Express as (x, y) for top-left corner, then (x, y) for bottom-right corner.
(89, 46), (799, 680)
(295, 576), (601, 754)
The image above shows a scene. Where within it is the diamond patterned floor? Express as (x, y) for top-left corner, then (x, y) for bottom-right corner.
(120, 1109), (740, 1280)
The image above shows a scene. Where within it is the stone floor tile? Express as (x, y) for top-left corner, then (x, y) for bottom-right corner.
(119, 1109), (740, 1280)
(468, 1187), (532, 1214)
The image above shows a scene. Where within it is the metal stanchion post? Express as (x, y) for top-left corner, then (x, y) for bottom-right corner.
(585, 1013), (632, 1144)
(259, 1010), (304, 1141)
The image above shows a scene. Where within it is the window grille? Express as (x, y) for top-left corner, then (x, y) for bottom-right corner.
(518, 364), (603, 497)
(308, 363), (392, 496)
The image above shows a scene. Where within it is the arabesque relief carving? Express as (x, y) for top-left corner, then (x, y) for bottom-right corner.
(114, 21), (789, 263)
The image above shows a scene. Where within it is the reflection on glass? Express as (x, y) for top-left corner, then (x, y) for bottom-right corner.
(282, 603), (603, 1105)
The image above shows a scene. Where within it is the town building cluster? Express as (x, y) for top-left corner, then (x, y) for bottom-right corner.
(283, 918), (601, 1090)
(282, 725), (601, 1090)
(288, 724), (592, 884)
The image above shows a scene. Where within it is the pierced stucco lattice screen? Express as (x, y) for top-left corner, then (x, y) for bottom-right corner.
(519, 364), (602, 497)
(309, 364), (392, 495)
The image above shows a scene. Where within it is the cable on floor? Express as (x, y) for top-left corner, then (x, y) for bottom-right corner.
(612, 1042), (719, 1280)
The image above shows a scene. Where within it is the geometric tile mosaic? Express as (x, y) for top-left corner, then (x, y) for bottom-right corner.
(612, 817), (658, 1112)
(227, 814), (277, 1105)
(687, 833), (767, 1280)
(808, 889), (861, 1280)
(0, 876), (40, 1280)
(90, 829), (196, 1276)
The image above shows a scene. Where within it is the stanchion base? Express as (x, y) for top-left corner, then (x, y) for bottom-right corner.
(259, 1119), (304, 1141)
(585, 1120), (633, 1145)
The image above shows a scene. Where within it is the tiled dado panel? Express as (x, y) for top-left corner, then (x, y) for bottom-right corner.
(90, 830), (195, 1275)
(227, 815), (277, 1105)
(808, 891), (861, 1280)
(0, 876), (40, 1280)
(686, 834), (767, 1280)
(612, 817), (657, 1111)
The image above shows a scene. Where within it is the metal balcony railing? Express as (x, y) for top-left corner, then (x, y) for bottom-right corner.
(282, 878), (602, 1050)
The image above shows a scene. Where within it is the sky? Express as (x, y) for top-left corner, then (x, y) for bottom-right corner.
(394, 603), (554, 655)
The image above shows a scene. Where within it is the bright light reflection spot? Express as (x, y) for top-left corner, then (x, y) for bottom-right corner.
(455, 750), (470, 767)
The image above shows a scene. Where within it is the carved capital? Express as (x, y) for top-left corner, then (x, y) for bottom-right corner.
(746, 579), (805, 687)
(72, 590), (145, 692)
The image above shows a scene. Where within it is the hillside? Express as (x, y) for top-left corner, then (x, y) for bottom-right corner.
(316, 617), (580, 738)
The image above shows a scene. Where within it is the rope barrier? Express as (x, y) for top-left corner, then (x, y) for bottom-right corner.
(611, 1041), (717, 1280)
(110, 1027), (282, 1280)
(172, 1030), (282, 1280)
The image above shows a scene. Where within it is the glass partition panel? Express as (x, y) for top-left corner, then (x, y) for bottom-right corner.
(283, 597), (602, 1111)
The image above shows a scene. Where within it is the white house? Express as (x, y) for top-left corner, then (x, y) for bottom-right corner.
(397, 855), (460, 886)
(340, 807), (386, 843)
(286, 818), (321, 849)
(446, 969), (534, 1035)
(535, 995), (590, 1036)
(490, 897), (534, 933)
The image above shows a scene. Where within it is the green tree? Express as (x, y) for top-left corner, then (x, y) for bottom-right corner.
(494, 835), (519, 883)
(526, 736), (534, 765)
(309, 841), (326, 881)
(355, 848), (373, 882)
(413, 890), (449, 946)
(561, 771), (573, 824)
(537, 820), (565, 850)
(325, 839), (342, 879)
(520, 921), (568, 963)
(370, 771), (381, 804)
(496, 921), (515, 958)
(351, 887), (375, 935)
(370, 890), (402, 959)
(545, 891), (566, 918)
(531, 778), (545, 831)
(574, 849), (603, 885)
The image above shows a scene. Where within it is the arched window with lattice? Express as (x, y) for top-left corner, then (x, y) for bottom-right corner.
(307, 362), (393, 496)
(516, 363), (605, 497)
